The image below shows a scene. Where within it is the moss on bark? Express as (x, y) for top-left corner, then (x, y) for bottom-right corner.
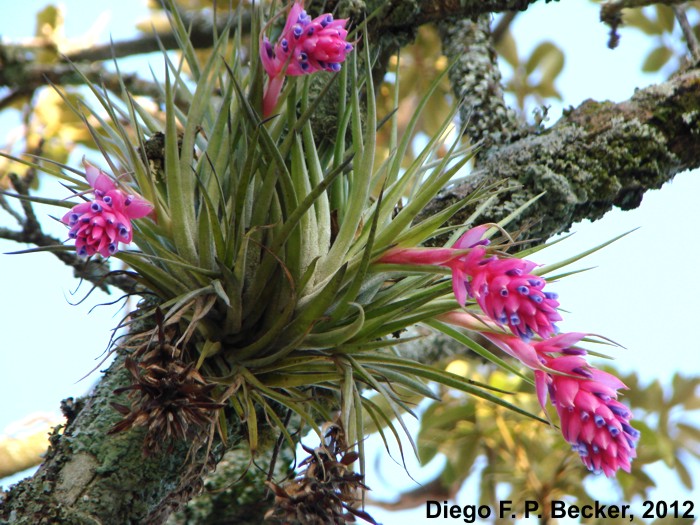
(420, 69), (700, 243)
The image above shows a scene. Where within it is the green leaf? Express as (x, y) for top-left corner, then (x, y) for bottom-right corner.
(676, 422), (700, 444)
(316, 43), (375, 284)
(536, 229), (636, 276)
(117, 252), (189, 296)
(526, 42), (564, 83)
(355, 354), (546, 423)
(425, 320), (532, 383)
(196, 340), (222, 369)
(347, 356), (419, 458)
(5, 244), (73, 255)
(655, 5), (675, 33)
(623, 8), (662, 35)
(642, 45), (673, 72)
(300, 304), (366, 349)
(0, 189), (73, 209)
(670, 374), (700, 407)
(495, 29), (519, 68)
(674, 454), (694, 490)
(534, 81), (562, 100)
(163, 68), (197, 263)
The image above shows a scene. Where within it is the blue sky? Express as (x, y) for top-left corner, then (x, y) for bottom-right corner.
(1, 1), (698, 523)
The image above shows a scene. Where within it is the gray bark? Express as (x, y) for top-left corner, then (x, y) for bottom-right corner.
(419, 69), (700, 243)
(1, 352), (212, 525)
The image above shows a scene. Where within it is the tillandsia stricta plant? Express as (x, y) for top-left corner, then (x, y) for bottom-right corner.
(2, 0), (638, 519)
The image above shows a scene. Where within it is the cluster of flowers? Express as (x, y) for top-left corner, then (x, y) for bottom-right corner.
(62, 161), (153, 258)
(259, 1), (353, 116)
(379, 225), (639, 476)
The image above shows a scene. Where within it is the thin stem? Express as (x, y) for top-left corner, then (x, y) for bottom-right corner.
(600, 0), (687, 48)
(673, 4), (700, 63)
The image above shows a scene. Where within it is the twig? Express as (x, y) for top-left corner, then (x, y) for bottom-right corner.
(9, 172), (40, 235)
(0, 193), (24, 225)
(673, 4), (700, 64)
(600, 0), (686, 49)
(492, 11), (518, 45)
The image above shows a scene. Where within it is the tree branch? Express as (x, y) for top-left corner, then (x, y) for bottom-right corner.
(0, 0), (541, 97)
(419, 67), (700, 242)
(600, 0), (687, 49)
(438, 14), (526, 147)
(63, 8), (250, 63)
(414, 0), (538, 25)
(673, 4), (700, 64)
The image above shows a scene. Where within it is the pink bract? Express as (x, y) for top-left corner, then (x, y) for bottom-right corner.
(463, 256), (562, 340)
(260, 1), (353, 116)
(61, 161), (153, 258)
(537, 353), (639, 476)
(478, 332), (638, 476)
(378, 225), (561, 340)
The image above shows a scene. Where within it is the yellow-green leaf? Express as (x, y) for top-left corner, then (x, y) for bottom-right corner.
(525, 42), (563, 79)
(642, 45), (674, 72)
(623, 8), (662, 35)
(495, 29), (519, 68)
(655, 5), (675, 33)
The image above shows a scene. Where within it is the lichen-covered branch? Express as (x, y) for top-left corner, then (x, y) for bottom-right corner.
(600, 0), (687, 48)
(438, 15), (525, 147)
(419, 67), (700, 242)
(0, 346), (278, 525)
(414, 0), (538, 24)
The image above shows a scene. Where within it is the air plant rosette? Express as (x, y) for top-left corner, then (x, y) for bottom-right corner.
(3, 0), (638, 520)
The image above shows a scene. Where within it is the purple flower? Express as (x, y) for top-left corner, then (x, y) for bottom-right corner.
(61, 161), (153, 258)
(260, 2), (353, 116)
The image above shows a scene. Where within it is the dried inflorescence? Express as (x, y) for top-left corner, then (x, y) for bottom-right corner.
(109, 333), (223, 455)
(265, 423), (377, 525)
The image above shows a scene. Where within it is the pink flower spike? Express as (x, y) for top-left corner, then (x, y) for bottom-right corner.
(482, 332), (544, 370)
(536, 332), (587, 355)
(61, 162), (152, 258)
(545, 355), (639, 476)
(260, 1), (353, 116)
(526, 335), (640, 476)
(459, 254), (562, 340)
(437, 310), (502, 333)
(378, 247), (465, 266)
(434, 315), (639, 476)
(534, 370), (549, 410)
